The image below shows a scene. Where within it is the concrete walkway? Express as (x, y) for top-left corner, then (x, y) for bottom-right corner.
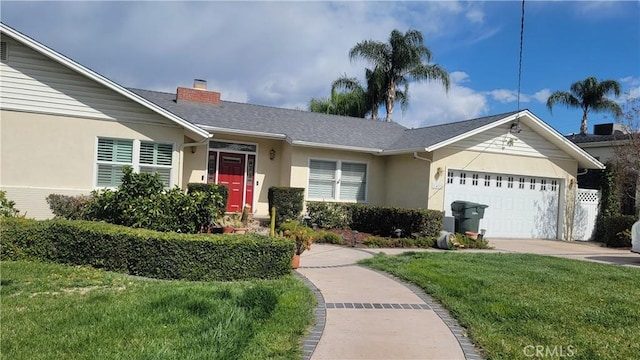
(296, 245), (481, 360)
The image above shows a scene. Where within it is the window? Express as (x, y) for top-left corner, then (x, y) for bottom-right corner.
(551, 180), (558, 191)
(496, 176), (502, 188)
(472, 174), (479, 186)
(484, 175), (491, 186)
(530, 178), (536, 190)
(519, 177), (525, 189)
(96, 138), (133, 187)
(540, 179), (547, 191)
(459, 172), (466, 185)
(139, 142), (173, 187)
(447, 171), (454, 184)
(308, 160), (366, 201)
(96, 138), (173, 188)
(507, 176), (514, 188)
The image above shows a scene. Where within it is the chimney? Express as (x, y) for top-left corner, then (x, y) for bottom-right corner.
(593, 123), (628, 136)
(176, 79), (221, 105)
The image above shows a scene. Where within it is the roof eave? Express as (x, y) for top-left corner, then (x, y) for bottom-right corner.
(379, 148), (429, 156)
(0, 23), (210, 141)
(291, 140), (383, 154)
(197, 125), (287, 140)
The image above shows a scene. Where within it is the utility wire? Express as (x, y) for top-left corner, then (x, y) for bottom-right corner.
(517, 0), (525, 112)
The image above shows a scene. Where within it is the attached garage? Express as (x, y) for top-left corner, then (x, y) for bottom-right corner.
(443, 169), (561, 238)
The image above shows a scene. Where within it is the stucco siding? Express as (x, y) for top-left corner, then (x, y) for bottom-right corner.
(1, 110), (185, 218)
(384, 153), (431, 208)
(0, 37), (173, 126)
(288, 147), (386, 207)
(450, 122), (572, 160)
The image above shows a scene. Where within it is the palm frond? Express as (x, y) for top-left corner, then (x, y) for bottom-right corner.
(409, 64), (450, 91)
(546, 91), (580, 113)
(592, 99), (623, 118)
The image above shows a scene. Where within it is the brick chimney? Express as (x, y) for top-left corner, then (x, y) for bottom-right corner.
(176, 79), (221, 105)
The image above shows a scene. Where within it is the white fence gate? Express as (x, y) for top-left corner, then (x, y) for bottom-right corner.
(573, 189), (600, 241)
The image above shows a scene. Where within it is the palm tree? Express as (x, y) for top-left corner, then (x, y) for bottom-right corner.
(546, 76), (623, 135)
(349, 29), (450, 122)
(308, 87), (367, 118)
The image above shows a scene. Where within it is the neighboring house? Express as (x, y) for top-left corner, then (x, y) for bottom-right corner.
(568, 123), (639, 216)
(0, 23), (604, 240)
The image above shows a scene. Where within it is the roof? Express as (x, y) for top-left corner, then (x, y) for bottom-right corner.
(129, 88), (407, 152)
(131, 88), (604, 169)
(566, 133), (633, 144)
(386, 111), (521, 151)
(0, 22), (210, 141)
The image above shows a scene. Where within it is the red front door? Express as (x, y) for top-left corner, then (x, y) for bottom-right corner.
(218, 152), (245, 212)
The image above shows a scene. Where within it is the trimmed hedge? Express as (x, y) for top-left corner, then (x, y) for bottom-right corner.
(0, 218), (294, 281)
(306, 201), (443, 238)
(601, 215), (637, 247)
(268, 187), (304, 228)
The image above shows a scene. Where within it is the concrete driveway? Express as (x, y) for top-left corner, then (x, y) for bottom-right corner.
(489, 239), (640, 267)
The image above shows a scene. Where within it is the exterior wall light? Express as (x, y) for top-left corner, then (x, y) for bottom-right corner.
(269, 148), (276, 160)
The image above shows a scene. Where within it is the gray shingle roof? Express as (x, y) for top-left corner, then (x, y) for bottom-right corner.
(130, 88), (407, 150)
(386, 111), (521, 150)
(130, 88), (520, 153)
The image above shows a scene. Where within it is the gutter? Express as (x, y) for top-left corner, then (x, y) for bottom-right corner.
(290, 140), (382, 154)
(197, 125), (287, 140)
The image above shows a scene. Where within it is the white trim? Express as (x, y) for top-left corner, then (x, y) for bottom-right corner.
(574, 140), (628, 148)
(0, 23), (209, 140)
(292, 140), (382, 154)
(198, 125), (287, 140)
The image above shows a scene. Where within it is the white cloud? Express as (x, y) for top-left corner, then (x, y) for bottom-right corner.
(466, 8), (485, 24)
(396, 72), (489, 128)
(532, 89), (552, 103)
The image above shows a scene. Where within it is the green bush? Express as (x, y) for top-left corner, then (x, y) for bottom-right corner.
(349, 204), (443, 237)
(306, 202), (351, 229)
(82, 168), (224, 233)
(361, 236), (418, 248)
(0, 190), (20, 218)
(268, 187), (304, 228)
(187, 183), (228, 231)
(306, 202), (443, 237)
(454, 233), (491, 249)
(313, 231), (344, 245)
(0, 218), (294, 281)
(279, 220), (314, 255)
(601, 215), (636, 247)
(46, 194), (92, 220)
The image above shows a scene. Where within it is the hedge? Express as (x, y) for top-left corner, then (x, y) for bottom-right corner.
(600, 215), (637, 248)
(0, 218), (295, 281)
(268, 187), (304, 228)
(306, 202), (443, 238)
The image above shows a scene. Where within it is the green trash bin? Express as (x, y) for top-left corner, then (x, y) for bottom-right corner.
(451, 201), (488, 233)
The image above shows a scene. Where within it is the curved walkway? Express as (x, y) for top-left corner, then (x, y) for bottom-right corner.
(296, 244), (482, 360)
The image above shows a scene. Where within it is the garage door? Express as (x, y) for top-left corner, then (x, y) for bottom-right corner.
(443, 170), (560, 238)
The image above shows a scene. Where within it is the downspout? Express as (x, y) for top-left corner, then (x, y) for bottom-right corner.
(413, 151), (432, 163)
(178, 135), (213, 188)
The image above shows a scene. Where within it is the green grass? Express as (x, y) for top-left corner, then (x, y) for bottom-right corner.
(1, 260), (315, 360)
(360, 252), (640, 360)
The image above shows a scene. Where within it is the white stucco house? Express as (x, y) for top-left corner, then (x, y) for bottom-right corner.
(0, 23), (605, 240)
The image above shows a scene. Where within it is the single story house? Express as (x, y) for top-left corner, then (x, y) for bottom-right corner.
(0, 23), (604, 240)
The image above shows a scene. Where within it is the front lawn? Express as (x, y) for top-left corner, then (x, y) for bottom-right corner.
(1, 261), (315, 360)
(361, 252), (640, 360)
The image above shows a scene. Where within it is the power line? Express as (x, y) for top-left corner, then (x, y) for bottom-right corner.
(517, 0), (525, 112)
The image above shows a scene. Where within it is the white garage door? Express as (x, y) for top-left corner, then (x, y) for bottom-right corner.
(443, 170), (560, 238)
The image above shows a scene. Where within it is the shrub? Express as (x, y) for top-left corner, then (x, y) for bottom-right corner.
(0, 218), (294, 281)
(306, 202), (351, 229)
(46, 194), (92, 220)
(349, 204), (443, 237)
(279, 220), (314, 255)
(415, 236), (436, 248)
(268, 187), (304, 228)
(306, 202), (443, 238)
(187, 183), (228, 231)
(83, 167), (220, 233)
(187, 183), (228, 216)
(454, 233), (491, 249)
(601, 215), (636, 247)
(313, 231), (344, 245)
(0, 190), (20, 218)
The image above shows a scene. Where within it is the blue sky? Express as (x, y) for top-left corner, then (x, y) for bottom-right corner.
(1, 1), (638, 135)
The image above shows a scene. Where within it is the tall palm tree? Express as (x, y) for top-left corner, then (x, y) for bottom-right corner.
(546, 76), (623, 135)
(331, 68), (407, 120)
(349, 29), (450, 122)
